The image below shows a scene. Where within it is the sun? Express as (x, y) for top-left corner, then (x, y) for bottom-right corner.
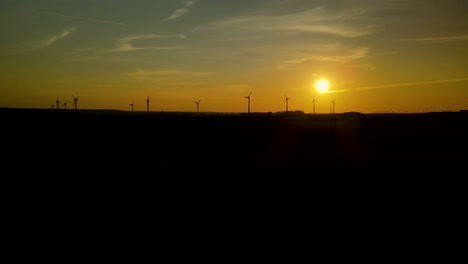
(315, 79), (330, 93)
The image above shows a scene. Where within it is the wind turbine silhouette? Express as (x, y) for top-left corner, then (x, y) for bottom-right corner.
(146, 96), (150, 112)
(72, 95), (79, 110)
(194, 100), (201, 113)
(63, 101), (67, 110)
(330, 99), (335, 114)
(284, 94), (291, 112)
(244, 92), (252, 114)
(129, 99), (134, 112)
(56, 97), (60, 110)
(312, 97), (317, 114)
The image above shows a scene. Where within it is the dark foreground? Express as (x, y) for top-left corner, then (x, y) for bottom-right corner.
(3, 107), (467, 188)
(2, 108), (466, 255)
(4, 108), (467, 169)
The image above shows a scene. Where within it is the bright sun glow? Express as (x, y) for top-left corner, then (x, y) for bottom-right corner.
(315, 79), (330, 93)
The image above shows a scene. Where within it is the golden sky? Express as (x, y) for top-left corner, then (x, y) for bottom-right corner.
(1, 0), (467, 113)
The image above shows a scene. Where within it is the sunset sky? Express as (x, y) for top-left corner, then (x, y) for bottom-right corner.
(1, 0), (467, 113)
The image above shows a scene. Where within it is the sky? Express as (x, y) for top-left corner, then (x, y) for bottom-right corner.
(1, 0), (467, 113)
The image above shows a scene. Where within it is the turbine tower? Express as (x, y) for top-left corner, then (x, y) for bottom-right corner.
(284, 94), (291, 112)
(56, 97), (60, 110)
(312, 97), (316, 114)
(72, 95), (79, 110)
(244, 92), (252, 114)
(146, 96), (150, 112)
(330, 99), (335, 114)
(129, 99), (134, 112)
(194, 100), (201, 113)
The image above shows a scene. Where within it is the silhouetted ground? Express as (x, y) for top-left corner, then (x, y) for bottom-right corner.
(3, 106), (466, 181)
(3, 108), (466, 165)
(2, 108), (466, 195)
(3, 108), (466, 252)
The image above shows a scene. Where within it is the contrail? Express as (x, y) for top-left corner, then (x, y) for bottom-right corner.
(327, 78), (468, 93)
(34, 10), (127, 26)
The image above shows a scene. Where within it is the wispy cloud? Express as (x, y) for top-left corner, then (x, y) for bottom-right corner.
(163, 1), (196, 21)
(406, 35), (468, 42)
(189, 5), (379, 70)
(32, 26), (77, 50)
(282, 43), (370, 64)
(232, 43), (370, 70)
(327, 78), (468, 93)
(34, 10), (127, 26)
(52, 79), (93, 83)
(222, 84), (253, 93)
(123, 69), (212, 88)
(123, 69), (213, 80)
(194, 6), (379, 39)
(109, 34), (186, 52)
(223, 84), (252, 89)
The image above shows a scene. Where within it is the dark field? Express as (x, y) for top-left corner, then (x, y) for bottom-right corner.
(3, 107), (467, 194)
(3, 107), (467, 172)
(3, 107), (466, 247)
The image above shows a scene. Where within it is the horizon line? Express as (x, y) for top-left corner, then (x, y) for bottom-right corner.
(2, 107), (466, 115)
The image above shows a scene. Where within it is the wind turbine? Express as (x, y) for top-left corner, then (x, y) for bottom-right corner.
(244, 92), (252, 114)
(284, 94), (291, 112)
(146, 96), (150, 112)
(312, 97), (317, 114)
(63, 101), (67, 110)
(330, 99), (335, 114)
(72, 95), (79, 110)
(194, 99), (201, 113)
(129, 99), (134, 112)
(56, 97), (60, 110)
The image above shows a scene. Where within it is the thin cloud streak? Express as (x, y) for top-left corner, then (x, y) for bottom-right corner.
(32, 26), (77, 50)
(109, 34), (186, 52)
(123, 69), (212, 89)
(163, 1), (195, 21)
(406, 35), (468, 42)
(34, 10), (127, 25)
(123, 69), (213, 80)
(300, 45), (369, 64)
(327, 78), (468, 93)
(236, 43), (370, 70)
